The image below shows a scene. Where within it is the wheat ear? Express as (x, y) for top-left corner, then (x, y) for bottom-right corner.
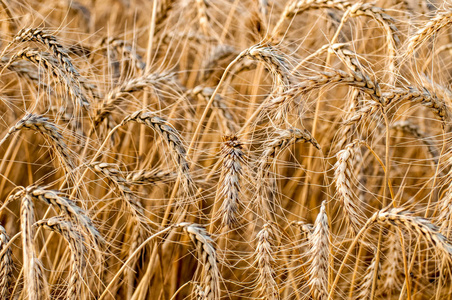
(391, 120), (439, 165)
(13, 28), (90, 107)
(202, 45), (238, 81)
(14, 28), (77, 75)
(218, 135), (245, 228)
(10, 48), (89, 108)
(21, 193), (49, 300)
(342, 103), (380, 126)
(155, 0), (177, 33)
(178, 223), (220, 300)
(187, 86), (238, 133)
(243, 44), (292, 121)
(195, 0), (210, 35)
(273, 0), (353, 36)
(25, 186), (103, 245)
(0, 225), (12, 299)
(307, 201), (329, 300)
(35, 217), (86, 300)
(354, 252), (380, 300)
(333, 140), (364, 230)
(291, 69), (381, 102)
(0, 113), (73, 169)
(254, 223), (279, 300)
(100, 37), (146, 70)
(259, 127), (320, 171)
(371, 208), (452, 257)
(0, 57), (47, 86)
(406, 11), (452, 55)
(91, 162), (149, 228)
(120, 110), (190, 185)
(384, 87), (449, 123)
(94, 72), (177, 126)
(126, 169), (176, 185)
(379, 232), (403, 294)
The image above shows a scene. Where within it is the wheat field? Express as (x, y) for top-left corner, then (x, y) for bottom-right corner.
(1, 0), (452, 299)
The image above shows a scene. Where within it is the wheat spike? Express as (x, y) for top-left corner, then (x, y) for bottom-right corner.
(0, 113), (73, 169)
(10, 48), (89, 108)
(178, 223), (220, 300)
(25, 186), (103, 245)
(307, 201), (329, 300)
(21, 193), (49, 300)
(94, 72), (177, 126)
(406, 10), (452, 55)
(13, 27), (90, 107)
(254, 223), (279, 300)
(333, 140), (363, 230)
(91, 162), (150, 229)
(35, 217), (86, 300)
(371, 208), (452, 257)
(218, 135), (245, 228)
(120, 110), (190, 185)
(0, 225), (12, 299)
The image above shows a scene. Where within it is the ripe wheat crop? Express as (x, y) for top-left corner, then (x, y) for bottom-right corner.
(2, 0), (452, 299)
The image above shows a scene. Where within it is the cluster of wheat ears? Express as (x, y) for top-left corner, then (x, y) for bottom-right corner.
(3, 0), (452, 299)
